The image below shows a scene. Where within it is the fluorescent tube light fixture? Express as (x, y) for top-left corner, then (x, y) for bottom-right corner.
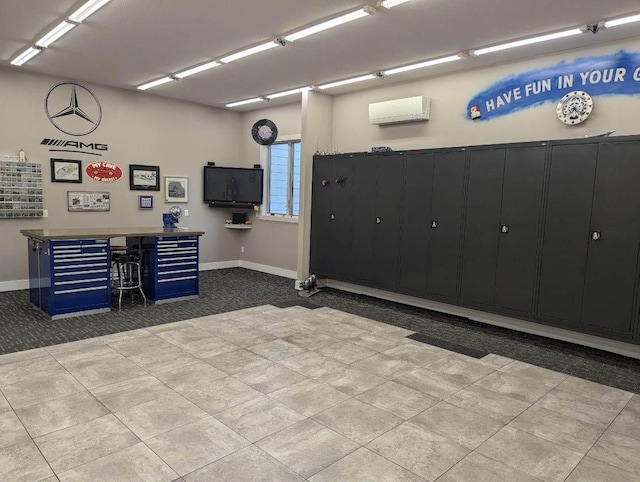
(284, 7), (375, 42)
(137, 76), (175, 91)
(36, 21), (76, 48)
(175, 61), (221, 79)
(470, 28), (583, 56)
(226, 98), (265, 108)
(604, 13), (640, 28)
(384, 54), (462, 75)
(220, 41), (280, 64)
(378, 0), (412, 9)
(69, 0), (112, 23)
(318, 74), (378, 90)
(267, 86), (311, 99)
(10, 46), (42, 66)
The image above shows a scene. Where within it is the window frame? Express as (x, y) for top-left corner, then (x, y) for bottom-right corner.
(261, 135), (301, 222)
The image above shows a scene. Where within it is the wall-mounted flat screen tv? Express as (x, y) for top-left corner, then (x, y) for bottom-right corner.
(203, 166), (263, 207)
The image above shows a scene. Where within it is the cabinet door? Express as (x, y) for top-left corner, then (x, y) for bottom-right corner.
(327, 158), (354, 280)
(426, 150), (466, 300)
(310, 157), (334, 276)
(537, 143), (598, 326)
(581, 141), (640, 336)
(372, 154), (405, 289)
(350, 155), (378, 283)
(495, 145), (546, 313)
(461, 148), (505, 306)
(399, 152), (434, 294)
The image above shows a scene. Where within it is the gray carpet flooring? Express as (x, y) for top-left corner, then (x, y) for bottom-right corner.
(1, 268), (638, 393)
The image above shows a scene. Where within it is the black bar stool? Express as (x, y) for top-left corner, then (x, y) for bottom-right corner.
(111, 251), (147, 310)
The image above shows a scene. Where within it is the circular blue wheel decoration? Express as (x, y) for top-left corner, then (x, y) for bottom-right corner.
(252, 119), (278, 145)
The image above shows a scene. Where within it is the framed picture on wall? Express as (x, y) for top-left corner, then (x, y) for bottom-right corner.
(67, 191), (110, 212)
(138, 195), (153, 210)
(129, 164), (160, 191)
(51, 159), (82, 183)
(164, 176), (188, 203)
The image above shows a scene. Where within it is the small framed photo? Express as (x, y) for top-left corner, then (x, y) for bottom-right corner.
(67, 191), (110, 212)
(164, 176), (188, 203)
(138, 195), (153, 210)
(51, 158), (82, 183)
(129, 164), (160, 191)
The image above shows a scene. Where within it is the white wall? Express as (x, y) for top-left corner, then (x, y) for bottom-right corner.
(332, 38), (640, 153)
(0, 67), (243, 284)
(238, 102), (302, 273)
(3, 37), (639, 287)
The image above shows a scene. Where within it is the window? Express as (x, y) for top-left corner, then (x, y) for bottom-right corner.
(267, 140), (301, 216)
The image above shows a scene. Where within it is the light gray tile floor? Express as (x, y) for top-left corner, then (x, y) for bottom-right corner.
(0, 304), (636, 481)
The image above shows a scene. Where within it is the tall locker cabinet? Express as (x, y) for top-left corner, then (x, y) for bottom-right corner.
(425, 149), (467, 301)
(494, 145), (546, 313)
(580, 140), (640, 337)
(350, 153), (405, 290)
(399, 152), (434, 295)
(537, 141), (598, 327)
(309, 155), (354, 280)
(461, 144), (546, 314)
(460, 148), (506, 306)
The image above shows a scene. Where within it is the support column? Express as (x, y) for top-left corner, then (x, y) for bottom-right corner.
(296, 90), (334, 287)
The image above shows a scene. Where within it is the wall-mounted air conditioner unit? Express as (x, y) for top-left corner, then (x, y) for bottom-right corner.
(369, 95), (431, 125)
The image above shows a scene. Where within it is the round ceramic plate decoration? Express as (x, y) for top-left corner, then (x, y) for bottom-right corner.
(251, 119), (278, 145)
(556, 91), (594, 125)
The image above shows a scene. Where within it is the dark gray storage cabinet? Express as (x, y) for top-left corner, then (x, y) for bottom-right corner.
(310, 135), (640, 345)
(425, 149), (467, 301)
(580, 140), (640, 337)
(309, 155), (354, 280)
(461, 143), (546, 314)
(399, 152), (434, 295)
(350, 153), (405, 290)
(537, 138), (640, 337)
(537, 142), (598, 326)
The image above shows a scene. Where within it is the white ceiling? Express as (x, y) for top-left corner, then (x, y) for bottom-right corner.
(1, 0), (640, 111)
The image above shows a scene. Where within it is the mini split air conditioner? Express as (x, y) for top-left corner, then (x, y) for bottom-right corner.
(369, 95), (431, 125)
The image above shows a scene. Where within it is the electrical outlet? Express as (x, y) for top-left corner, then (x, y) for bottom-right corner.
(184, 209), (189, 217)
(241, 246), (245, 253)
(42, 209), (48, 218)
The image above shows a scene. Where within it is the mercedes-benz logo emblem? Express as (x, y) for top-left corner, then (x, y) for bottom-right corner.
(45, 82), (102, 136)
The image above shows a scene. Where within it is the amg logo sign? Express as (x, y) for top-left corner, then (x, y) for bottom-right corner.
(40, 138), (109, 156)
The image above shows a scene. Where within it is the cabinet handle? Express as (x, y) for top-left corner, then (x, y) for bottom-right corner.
(431, 221), (438, 229)
(330, 214), (335, 221)
(501, 225), (509, 234)
(591, 230), (601, 241)
(376, 217), (382, 224)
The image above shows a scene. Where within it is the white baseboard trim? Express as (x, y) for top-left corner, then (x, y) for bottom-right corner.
(238, 260), (297, 280)
(324, 279), (640, 360)
(0, 279), (29, 292)
(199, 260), (240, 271)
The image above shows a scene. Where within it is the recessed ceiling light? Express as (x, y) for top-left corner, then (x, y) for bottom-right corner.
(266, 87), (311, 99)
(137, 77), (175, 91)
(220, 41), (280, 64)
(174, 61), (221, 79)
(226, 98), (265, 108)
(470, 28), (583, 56)
(604, 13), (640, 28)
(284, 6), (376, 42)
(10, 46), (42, 66)
(318, 74), (378, 90)
(69, 0), (112, 23)
(384, 54), (463, 75)
(35, 21), (76, 48)
(377, 0), (412, 9)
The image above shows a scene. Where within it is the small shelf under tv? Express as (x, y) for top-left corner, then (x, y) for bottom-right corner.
(208, 202), (257, 209)
(224, 224), (252, 230)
